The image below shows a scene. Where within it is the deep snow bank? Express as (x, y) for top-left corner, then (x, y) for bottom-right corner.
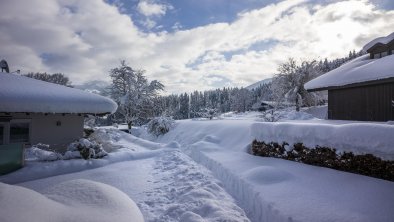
(153, 119), (255, 152)
(0, 179), (143, 222)
(189, 145), (394, 222)
(252, 121), (394, 160)
(151, 119), (394, 222)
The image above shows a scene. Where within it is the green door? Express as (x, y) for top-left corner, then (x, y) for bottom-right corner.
(0, 143), (24, 175)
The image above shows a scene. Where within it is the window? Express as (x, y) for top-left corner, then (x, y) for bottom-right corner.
(374, 53), (380, 59)
(391, 49), (394, 55)
(10, 122), (30, 143)
(381, 51), (388, 57)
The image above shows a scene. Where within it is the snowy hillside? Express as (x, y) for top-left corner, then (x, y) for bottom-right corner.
(74, 80), (110, 95)
(245, 78), (272, 90)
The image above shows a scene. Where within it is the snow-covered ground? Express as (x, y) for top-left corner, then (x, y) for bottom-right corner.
(1, 111), (394, 222)
(1, 130), (249, 222)
(0, 179), (144, 222)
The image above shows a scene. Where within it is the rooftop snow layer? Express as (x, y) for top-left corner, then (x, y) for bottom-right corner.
(0, 72), (117, 114)
(305, 54), (394, 90)
(362, 32), (394, 52)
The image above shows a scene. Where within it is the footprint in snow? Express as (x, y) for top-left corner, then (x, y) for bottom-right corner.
(242, 166), (293, 185)
(164, 141), (181, 148)
(202, 135), (221, 144)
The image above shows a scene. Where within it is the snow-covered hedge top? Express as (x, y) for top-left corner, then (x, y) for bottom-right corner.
(305, 54), (394, 91)
(0, 72), (117, 114)
(362, 32), (394, 52)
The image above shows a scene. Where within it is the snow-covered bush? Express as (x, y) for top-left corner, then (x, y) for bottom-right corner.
(89, 128), (123, 152)
(147, 116), (175, 136)
(198, 108), (219, 120)
(251, 140), (394, 181)
(84, 115), (97, 128)
(66, 138), (108, 160)
(260, 108), (315, 122)
(260, 109), (284, 122)
(25, 144), (62, 161)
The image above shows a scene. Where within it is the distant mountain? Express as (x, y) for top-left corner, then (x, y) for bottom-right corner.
(74, 80), (110, 95)
(245, 78), (272, 90)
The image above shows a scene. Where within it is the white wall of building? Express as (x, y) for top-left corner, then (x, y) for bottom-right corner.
(9, 113), (84, 151)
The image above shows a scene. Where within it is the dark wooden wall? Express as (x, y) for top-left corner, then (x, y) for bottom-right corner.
(369, 40), (394, 59)
(328, 82), (394, 121)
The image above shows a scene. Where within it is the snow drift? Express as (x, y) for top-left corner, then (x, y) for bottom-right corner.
(0, 179), (143, 222)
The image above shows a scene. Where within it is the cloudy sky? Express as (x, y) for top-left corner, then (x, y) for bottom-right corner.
(1, 0), (393, 94)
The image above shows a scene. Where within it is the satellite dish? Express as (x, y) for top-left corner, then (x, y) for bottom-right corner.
(0, 59), (10, 73)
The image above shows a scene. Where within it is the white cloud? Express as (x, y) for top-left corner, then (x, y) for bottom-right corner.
(0, 0), (393, 94)
(137, 0), (169, 17)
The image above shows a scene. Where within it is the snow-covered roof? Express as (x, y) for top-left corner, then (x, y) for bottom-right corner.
(362, 32), (394, 52)
(0, 72), (117, 114)
(305, 54), (394, 91)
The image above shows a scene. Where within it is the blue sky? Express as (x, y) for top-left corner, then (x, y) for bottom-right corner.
(107, 0), (394, 32)
(107, 0), (277, 32)
(1, 0), (394, 93)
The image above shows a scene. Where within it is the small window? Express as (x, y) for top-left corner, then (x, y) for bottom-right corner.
(391, 49), (394, 55)
(381, 51), (388, 57)
(374, 53), (380, 59)
(10, 122), (30, 143)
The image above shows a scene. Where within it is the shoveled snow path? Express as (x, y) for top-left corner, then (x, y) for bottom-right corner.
(19, 148), (250, 222)
(144, 119), (394, 222)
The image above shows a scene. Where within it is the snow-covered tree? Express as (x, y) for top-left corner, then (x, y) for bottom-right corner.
(272, 58), (324, 111)
(24, 72), (73, 87)
(230, 87), (253, 112)
(147, 116), (175, 136)
(109, 61), (164, 128)
(198, 107), (219, 120)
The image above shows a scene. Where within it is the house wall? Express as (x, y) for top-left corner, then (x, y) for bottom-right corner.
(9, 113), (84, 151)
(328, 82), (394, 121)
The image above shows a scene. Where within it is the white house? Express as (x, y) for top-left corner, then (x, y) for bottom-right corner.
(0, 72), (117, 151)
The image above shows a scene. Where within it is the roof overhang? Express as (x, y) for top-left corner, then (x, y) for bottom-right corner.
(0, 112), (112, 117)
(0, 72), (118, 114)
(307, 76), (394, 92)
(366, 39), (394, 53)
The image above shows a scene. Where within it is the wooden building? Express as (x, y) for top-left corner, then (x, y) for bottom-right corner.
(305, 32), (394, 121)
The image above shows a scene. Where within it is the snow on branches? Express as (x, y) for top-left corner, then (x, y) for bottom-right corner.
(272, 58), (325, 111)
(109, 61), (164, 128)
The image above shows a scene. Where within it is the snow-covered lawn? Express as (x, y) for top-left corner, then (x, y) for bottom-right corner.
(1, 116), (394, 222)
(0, 179), (144, 222)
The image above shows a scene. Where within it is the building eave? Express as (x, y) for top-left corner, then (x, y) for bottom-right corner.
(306, 76), (394, 92)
